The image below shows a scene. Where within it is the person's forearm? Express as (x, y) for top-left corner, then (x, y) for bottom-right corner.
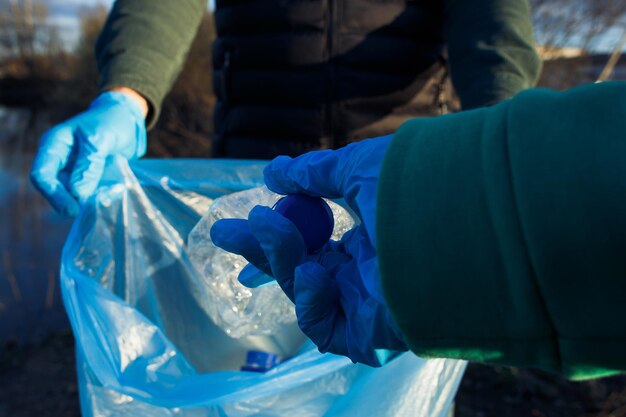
(96, 0), (207, 128)
(378, 82), (626, 379)
(444, 0), (542, 109)
(107, 87), (149, 119)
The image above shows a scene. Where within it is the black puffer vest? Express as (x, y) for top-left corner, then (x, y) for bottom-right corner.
(212, 0), (445, 158)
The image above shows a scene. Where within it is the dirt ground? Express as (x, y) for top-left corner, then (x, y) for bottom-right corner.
(0, 333), (79, 417)
(1, 331), (625, 417)
(455, 364), (626, 417)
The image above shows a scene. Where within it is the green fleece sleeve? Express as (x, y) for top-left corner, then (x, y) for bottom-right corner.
(95, 0), (207, 128)
(444, 0), (542, 109)
(377, 81), (626, 380)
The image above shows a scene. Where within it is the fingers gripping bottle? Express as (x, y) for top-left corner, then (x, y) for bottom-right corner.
(187, 186), (354, 338)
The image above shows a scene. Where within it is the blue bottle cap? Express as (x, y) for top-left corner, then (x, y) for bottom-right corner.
(240, 350), (281, 372)
(273, 194), (334, 253)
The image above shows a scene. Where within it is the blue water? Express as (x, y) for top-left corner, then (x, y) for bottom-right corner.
(0, 107), (73, 344)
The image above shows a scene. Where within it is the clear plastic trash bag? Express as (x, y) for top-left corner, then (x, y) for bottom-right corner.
(61, 157), (466, 417)
(187, 185), (356, 338)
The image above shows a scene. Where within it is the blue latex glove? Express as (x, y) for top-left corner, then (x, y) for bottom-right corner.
(30, 92), (147, 216)
(211, 135), (408, 366)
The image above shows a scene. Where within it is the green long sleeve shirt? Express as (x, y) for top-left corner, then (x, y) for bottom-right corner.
(377, 81), (626, 380)
(95, 0), (541, 128)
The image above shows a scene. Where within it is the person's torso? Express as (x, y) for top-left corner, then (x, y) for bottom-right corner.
(212, 0), (446, 158)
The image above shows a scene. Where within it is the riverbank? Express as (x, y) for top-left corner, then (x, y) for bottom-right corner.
(0, 107), (72, 346)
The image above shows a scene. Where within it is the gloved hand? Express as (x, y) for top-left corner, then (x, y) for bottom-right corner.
(30, 91), (147, 216)
(211, 135), (408, 366)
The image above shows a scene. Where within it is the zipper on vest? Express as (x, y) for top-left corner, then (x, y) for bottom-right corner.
(222, 50), (231, 104)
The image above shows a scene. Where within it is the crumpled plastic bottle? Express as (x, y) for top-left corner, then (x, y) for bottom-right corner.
(187, 186), (355, 338)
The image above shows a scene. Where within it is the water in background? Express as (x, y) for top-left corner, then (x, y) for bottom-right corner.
(0, 106), (72, 345)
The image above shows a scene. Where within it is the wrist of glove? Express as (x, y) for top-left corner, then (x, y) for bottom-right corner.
(88, 92), (147, 156)
(30, 91), (147, 216)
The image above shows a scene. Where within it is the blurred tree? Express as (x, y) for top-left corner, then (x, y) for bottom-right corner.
(53, 4), (109, 114)
(0, 3), (216, 155)
(0, 0), (73, 111)
(531, 0), (626, 54)
(72, 5), (109, 103)
(0, 0), (68, 77)
(531, 0), (626, 88)
(596, 30), (626, 82)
